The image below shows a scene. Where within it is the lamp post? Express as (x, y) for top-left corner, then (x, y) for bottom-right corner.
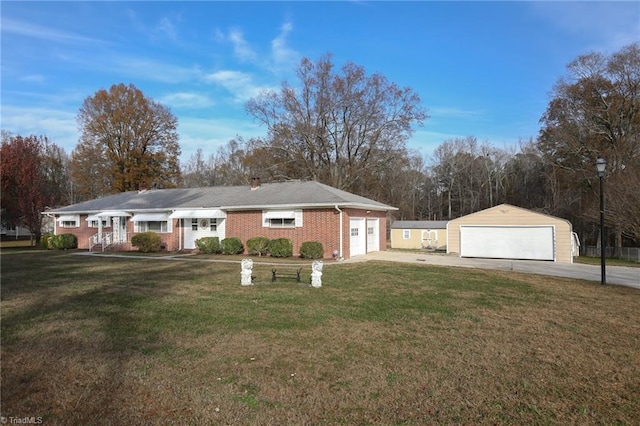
(595, 156), (607, 285)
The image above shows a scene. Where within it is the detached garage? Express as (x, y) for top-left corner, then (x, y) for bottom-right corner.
(447, 204), (575, 263)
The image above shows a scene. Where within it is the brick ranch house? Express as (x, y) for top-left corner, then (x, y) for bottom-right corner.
(44, 179), (397, 260)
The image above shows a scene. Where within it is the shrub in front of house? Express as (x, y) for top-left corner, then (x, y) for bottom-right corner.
(131, 232), (162, 253)
(246, 237), (270, 256)
(195, 237), (221, 254)
(300, 241), (324, 259)
(221, 237), (244, 255)
(40, 233), (53, 250)
(49, 233), (78, 250)
(269, 238), (293, 258)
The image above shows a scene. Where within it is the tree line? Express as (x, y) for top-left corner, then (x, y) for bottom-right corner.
(2, 44), (638, 250)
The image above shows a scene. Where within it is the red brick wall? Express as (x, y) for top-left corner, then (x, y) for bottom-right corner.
(226, 208), (343, 259)
(58, 209), (389, 258)
(341, 208), (388, 258)
(57, 216), (181, 252)
(226, 208), (388, 259)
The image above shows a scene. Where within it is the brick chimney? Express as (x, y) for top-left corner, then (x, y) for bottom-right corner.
(250, 177), (261, 190)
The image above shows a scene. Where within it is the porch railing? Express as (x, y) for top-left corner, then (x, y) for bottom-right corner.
(89, 232), (125, 252)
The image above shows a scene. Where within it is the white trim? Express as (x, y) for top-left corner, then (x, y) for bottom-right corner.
(169, 209), (226, 219)
(132, 213), (170, 222)
(264, 210), (296, 219)
(262, 209), (303, 227)
(57, 215), (79, 222)
(97, 211), (132, 217)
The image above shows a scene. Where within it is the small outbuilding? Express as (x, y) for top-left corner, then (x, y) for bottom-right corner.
(446, 203), (576, 263)
(390, 220), (448, 251)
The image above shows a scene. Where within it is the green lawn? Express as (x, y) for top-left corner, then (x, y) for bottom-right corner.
(2, 250), (639, 425)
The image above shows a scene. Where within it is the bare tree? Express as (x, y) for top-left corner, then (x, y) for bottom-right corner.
(538, 43), (640, 245)
(246, 53), (428, 199)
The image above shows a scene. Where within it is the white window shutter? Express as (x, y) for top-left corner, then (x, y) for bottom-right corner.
(262, 211), (269, 227)
(295, 210), (303, 227)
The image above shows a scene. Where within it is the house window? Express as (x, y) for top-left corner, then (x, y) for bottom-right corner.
(403, 230), (411, 239)
(58, 215), (80, 228)
(89, 220), (108, 228)
(136, 221), (169, 233)
(269, 218), (295, 228)
(191, 219), (198, 231)
(368, 227), (374, 235)
(262, 210), (302, 228)
(210, 218), (217, 231)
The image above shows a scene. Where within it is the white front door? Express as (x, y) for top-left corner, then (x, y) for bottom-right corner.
(349, 218), (366, 257)
(112, 217), (128, 243)
(184, 218), (225, 249)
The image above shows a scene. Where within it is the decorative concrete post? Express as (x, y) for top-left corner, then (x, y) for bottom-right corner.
(241, 258), (254, 286)
(311, 260), (323, 288)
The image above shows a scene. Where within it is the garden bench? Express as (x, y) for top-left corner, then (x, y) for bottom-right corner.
(271, 267), (302, 283)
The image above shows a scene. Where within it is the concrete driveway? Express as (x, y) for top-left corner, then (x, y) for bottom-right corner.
(346, 251), (640, 290)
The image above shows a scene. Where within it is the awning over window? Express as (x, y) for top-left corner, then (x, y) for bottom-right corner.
(169, 209), (227, 219)
(97, 211), (132, 217)
(132, 213), (170, 222)
(57, 215), (78, 222)
(263, 210), (296, 219)
(85, 215), (101, 222)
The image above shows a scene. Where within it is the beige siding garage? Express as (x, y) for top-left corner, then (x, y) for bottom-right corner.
(447, 204), (575, 263)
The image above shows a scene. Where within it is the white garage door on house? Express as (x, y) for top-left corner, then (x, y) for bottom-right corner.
(350, 218), (366, 256)
(366, 218), (379, 253)
(460, 225), (555, 261)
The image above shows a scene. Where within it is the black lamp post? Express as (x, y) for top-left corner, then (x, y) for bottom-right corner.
(595, 156), (607, 285)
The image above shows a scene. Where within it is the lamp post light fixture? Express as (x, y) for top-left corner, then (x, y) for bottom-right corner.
(595, 156), (607, 285)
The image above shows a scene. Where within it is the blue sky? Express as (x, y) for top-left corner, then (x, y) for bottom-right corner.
(2, 1), (639, 164)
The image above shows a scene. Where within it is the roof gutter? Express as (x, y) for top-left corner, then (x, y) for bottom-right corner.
(334, 204), (343, 260)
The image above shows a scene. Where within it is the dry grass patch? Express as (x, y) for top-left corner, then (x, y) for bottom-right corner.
(1, 251), (639, 425)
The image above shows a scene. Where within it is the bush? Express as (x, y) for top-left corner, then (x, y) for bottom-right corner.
(195, 237), (221, 254)
(269, 238), (293, 258)
(131, 232), (162, 253)
(246, 237), (270, 256)
(40, 233), (53, 250)
(221, 237), (244, 255)
(300, 241), (324, 259)
(49, 233), (77, 250)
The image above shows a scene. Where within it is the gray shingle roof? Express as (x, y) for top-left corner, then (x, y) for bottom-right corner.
(391, 220), (449, 229)
(47, 181), (397, 214)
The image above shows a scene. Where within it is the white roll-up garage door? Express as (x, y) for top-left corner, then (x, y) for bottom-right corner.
(460, 226), (555, 261)
(350, 218), (366, 257)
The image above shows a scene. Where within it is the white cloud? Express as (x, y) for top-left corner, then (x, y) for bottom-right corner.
(108, 56), (203, 84)
(177, 116), (265, 161)
(528, 2), (640, 52)
(429, 106), (485, 119)
(204, 70), (277, 103)
(0, 105), (79, 153)
(19, 74), (46, 84)
(159, 92), (214, 109)
(156, 17), (179, 43)
(1, 17), (107, 45)
(269, 20), (299, 72)
(229, 28), (258, 63)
